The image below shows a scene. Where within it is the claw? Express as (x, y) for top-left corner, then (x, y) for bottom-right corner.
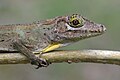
(30, 57), (49, 69)
(36, 66), (40, 69)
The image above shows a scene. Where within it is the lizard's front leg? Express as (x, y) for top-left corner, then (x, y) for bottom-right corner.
(13, 40), (49, 69)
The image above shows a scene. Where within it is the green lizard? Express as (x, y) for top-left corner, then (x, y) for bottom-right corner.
(0, 14), (106, 69)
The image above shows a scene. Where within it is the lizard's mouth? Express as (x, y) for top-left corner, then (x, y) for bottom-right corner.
(63, 30), (104, 41)
(64, 23), (106, 39)
(86, 24), (106, 38)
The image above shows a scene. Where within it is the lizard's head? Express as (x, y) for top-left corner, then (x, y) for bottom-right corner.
(53, 14), (106, 43)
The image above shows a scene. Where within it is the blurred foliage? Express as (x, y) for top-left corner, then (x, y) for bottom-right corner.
(0, 0), (120, 80)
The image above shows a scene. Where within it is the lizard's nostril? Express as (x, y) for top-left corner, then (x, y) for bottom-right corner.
(100, 24), (106, 32)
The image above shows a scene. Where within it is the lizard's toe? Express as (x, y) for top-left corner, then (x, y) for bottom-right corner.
(30, 57), (49, 69)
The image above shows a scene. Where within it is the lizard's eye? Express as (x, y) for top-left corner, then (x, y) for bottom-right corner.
(68, 14), (84, 28)
(72, 19), (80, 26)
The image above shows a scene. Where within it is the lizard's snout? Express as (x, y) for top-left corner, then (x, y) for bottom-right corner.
(100, 24), (106, 32)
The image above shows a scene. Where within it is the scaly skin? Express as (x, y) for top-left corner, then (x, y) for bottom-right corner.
(0, 14), (106, 68)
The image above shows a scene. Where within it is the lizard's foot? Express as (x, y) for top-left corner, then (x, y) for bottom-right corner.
(30, 57), (49, 69)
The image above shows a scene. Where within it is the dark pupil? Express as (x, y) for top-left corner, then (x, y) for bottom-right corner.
(72, 19), (79, 25)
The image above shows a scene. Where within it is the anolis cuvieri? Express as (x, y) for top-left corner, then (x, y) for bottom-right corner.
(0, 14), (106, 69)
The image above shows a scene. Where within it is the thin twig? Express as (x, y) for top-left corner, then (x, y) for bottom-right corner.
(0, 50), (120, 66)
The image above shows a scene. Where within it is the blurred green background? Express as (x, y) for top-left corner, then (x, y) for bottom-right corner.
(0, 0), (120, 80)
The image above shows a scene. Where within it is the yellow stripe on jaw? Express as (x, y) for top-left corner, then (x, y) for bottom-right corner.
(42, 43), (62, 53)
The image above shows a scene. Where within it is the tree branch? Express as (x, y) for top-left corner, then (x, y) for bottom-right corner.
(0, 50), (120, 66)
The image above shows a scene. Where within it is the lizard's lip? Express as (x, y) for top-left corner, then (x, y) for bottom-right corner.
(67, 29), (105, 34)
(89, 24), (106, 34)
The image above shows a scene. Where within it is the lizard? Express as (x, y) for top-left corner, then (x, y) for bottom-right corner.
(0, 14), (106, 69)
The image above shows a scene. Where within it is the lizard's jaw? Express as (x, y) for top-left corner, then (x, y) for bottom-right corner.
(84, 24), (106, 38)
(61, 23), (106, 40)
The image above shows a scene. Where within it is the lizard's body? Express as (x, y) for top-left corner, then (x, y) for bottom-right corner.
(0, 14), (106, 68)
(0, 21), (53, 52)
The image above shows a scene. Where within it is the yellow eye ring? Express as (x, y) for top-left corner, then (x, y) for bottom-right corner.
(68, 14), (84, 28)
